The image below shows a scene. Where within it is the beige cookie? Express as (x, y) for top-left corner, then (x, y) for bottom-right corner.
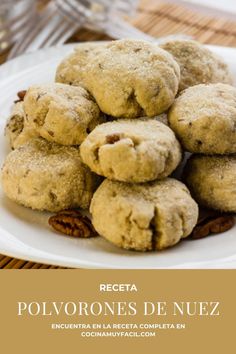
(23, 83), (103, 146)
(80, 119), (182, 183)
(161, 40), (232, 91)
(90, 178), (198, 251)
(5, 101), (41, 149)
(168, 83), (236, 154)
(56, 42), (106, 86)
(5, 102), (24, 149)
(1, 138), (100, 212)
(184, 155), (236, 212)
(56, 39), (180, 118)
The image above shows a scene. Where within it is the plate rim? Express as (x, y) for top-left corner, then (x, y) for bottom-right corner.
(0, 42), (236, 269)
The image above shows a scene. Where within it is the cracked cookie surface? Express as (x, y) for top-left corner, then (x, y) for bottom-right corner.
(161, 40), (232, 91)
(184, 155), (236, 212)
(168, 83), (236, 154)
(80, 119), (182, 183)
(1, 138), (100, 212)
(56, 39), (180, 118)
(23, 83), (103, 146)
(90, 178), (198, 251)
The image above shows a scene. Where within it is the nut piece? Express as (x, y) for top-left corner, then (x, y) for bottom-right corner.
(15, 90), (27, 103)
(49, 210), (98, 238)
(190, 211), (235, 240)
(106, 133), (121, 144)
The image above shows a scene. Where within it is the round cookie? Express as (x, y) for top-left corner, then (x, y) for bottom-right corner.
(56, 42), (106, 86)
(168, 83), (236, 154)
(80, 119), (182, 183)
(23, 83), (103, 146)
(161, 40), (232, 91)
(184, 154), (236, 212)
(56, 39), (180, 118)
(1, 138), (100, 212)
(90, 178), (198, 251)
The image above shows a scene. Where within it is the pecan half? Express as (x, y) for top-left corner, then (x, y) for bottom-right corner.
(49, 210), (98, 238)
(190, 210), (235, 240)
(14, 90), (27, 103)
(106, 133), (121, 144)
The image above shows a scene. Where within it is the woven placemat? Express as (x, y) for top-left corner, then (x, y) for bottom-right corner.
(1, 0), (236, 269)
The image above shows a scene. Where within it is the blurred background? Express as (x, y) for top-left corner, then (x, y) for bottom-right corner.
(0, 0), (236, 63)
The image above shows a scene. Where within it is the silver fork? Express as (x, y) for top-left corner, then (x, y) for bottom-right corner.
(8, 0), (190, 60)
(0, 0), (37, 54)
(8, 1), (81, 59)
(55, 0), (191, 43)
(55, 0), (152, 40)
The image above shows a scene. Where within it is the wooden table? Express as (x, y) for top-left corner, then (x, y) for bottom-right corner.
(1, 0), (236, 269)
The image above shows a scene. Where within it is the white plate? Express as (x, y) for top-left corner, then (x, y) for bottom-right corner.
(0, 43), (236, 269)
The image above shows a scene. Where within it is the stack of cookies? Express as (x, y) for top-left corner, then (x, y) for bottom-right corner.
(3, 84), (103, 212)
(1, 38), (234, 252)
(170, 83), (236, 213)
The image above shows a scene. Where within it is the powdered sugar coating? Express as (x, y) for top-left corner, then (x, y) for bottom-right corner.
(56, 42), (106, 86)
(56, 39), (180, 118)
(90, 178), (198, 251)
(80, 119), (182, 183)
(161, 40), (232, 91)
(24, 83), (103, 146)
(168, 83), (236, 154)
(184, 155), (236, 212)
(1, 138), (100, 212)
